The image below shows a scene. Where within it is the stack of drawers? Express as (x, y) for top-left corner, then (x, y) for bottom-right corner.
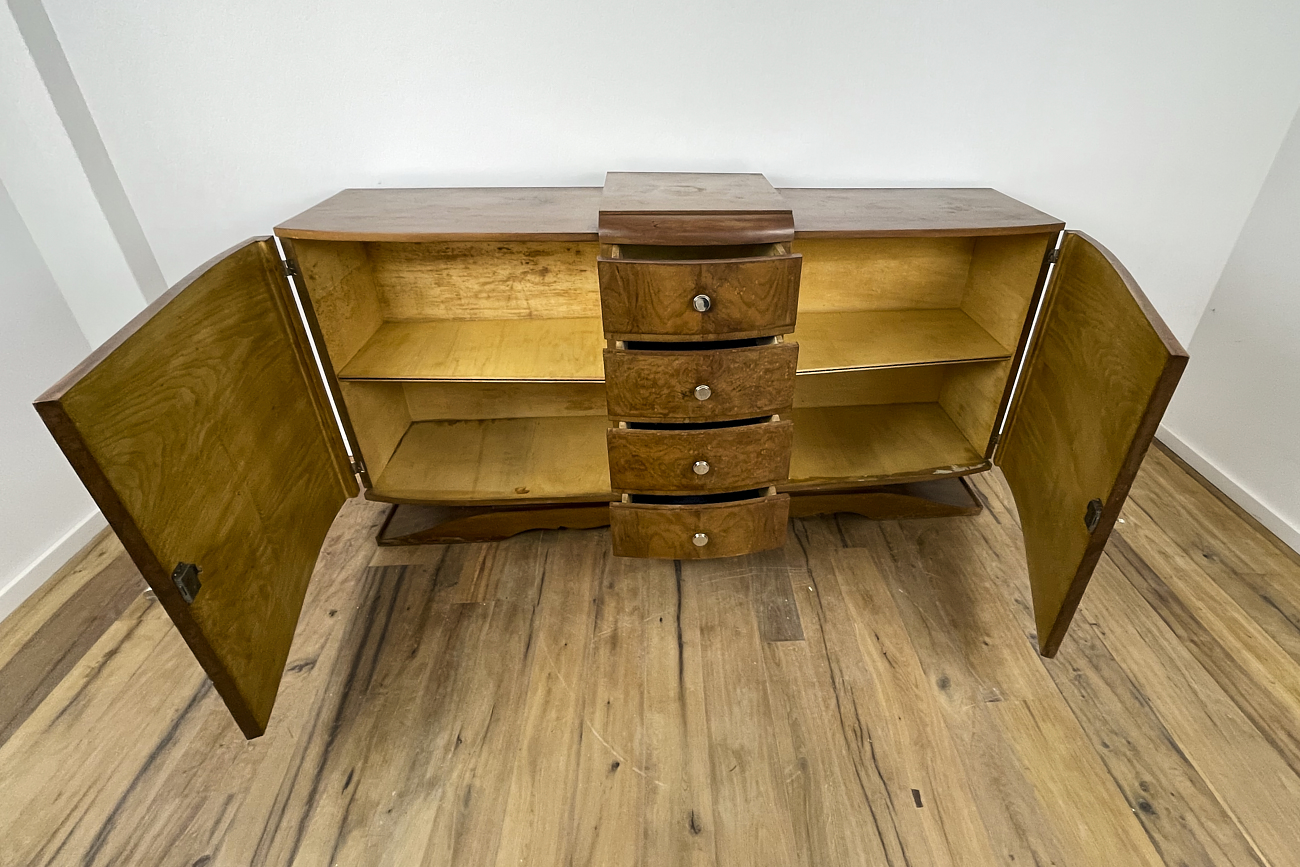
(598, 175), (804, 558)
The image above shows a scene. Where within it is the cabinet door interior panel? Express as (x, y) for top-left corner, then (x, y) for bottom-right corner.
(998, 231), (1187, 656)
(785, 403), (989, 490)
(792, 308), (1012, 372)
(368, 416), (613, 505)
(34, 238), (357, 738)
(338, 317), (605, 381)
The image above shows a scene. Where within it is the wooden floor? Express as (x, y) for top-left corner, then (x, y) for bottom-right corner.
(2, 443), (1300, 866)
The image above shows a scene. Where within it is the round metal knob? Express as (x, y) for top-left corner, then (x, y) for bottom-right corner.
(692, 460), (710, 475)
(692, 532), (709, 547)
(692, 294), (712, 312)
(694, 384), (712, 401)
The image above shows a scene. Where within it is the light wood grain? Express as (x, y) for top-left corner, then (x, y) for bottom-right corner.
(338, 317), (605, 381)
(786, 403), (989, 490)
(961, 232), (1057, 351)
(998, 231), (1187, 655)
(938, 359), (1014, 455)
(34, 237), (357, 738)
(367, 240), (602, 321)
(610, 495), (790, 559)
(338, 380), (411, 480)
(4, 450), (1300, 866)
(792, 237), (974, 312)
(400, 380), (608, 419)
(793, 309), (1011, 372)
(792, 365), (945, 408)
(368, 416), (612, 505)
(287, 238), (384, 371)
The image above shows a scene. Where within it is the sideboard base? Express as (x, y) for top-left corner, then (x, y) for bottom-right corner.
(376, 477), (984, 546)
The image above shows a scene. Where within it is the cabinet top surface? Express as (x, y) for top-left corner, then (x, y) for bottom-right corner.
(600, 172), (789, 215)
(275, 185), (1064, 242)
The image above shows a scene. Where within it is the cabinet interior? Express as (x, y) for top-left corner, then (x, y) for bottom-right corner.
(291, 231), (1053, 504)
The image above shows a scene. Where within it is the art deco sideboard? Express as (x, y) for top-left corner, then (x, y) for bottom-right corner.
(35, 173), (1187, 738)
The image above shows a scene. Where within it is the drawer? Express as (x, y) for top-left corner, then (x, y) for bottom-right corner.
(610, 493), (790, 559)
(598, 255), (801, 340)
(608, 419), (794, 494)
(603, 341), (798, 422)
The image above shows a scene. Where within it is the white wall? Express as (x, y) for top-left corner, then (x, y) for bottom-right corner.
(39, 0), (1300, 345)
(0, 180), (107, 622)
(1161, 103), (1300, 552)
(0, 0), (153, 620)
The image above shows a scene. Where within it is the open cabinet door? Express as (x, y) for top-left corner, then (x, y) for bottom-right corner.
(35, 238), (358, 738)
(997, 231), (1187, 657)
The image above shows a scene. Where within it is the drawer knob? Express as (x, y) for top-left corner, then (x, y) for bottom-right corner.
(694, 384), (712, 401)
(692, 460), (711, 475)
(692, 532), (709, 547)
(692, 294), (712, 312)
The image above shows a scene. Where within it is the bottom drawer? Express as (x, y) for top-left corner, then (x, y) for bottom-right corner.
(610, 493), (790, 560)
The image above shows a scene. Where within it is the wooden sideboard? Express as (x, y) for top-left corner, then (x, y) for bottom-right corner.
(35, 172), (1187, 738)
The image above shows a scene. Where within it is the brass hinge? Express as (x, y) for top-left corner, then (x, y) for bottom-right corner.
(1046, 248), (1060, 266)
(282, 259), (302, 279)
(172, 562), (202, 604)
(351, 459), (366, 475)
(989, 432), (1001, 448)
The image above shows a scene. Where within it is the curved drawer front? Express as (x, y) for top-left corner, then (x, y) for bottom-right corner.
(603, 342), (798, 422)
(598, 255), (801, 340)
(610, 494), (790, 559)
(608, 420), (793, 494)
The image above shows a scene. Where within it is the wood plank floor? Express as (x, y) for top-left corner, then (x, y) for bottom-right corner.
(2, 443), (1299, 866)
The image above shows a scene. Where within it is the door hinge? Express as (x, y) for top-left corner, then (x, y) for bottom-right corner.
(1046, 247), (1061, 266)
(282, 259), (302, 280)
(988, 432), (1001, 448)
(351, 458), (366, 475)
(171, 562), (202, 604)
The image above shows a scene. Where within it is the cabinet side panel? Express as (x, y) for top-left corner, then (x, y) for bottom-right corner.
(338, 381), (412, 481)
(960, 233), (1057, 351)
(368, 240), (602, 321)
(289, 239), (383, 371)
(938, 359), (1014, 454)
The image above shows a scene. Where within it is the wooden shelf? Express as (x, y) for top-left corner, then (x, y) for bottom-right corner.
(784, 403), (988, 490)
(368, 416), (612, 504)
(792, 309), (1012, 373)
(339, 317), (605, 381)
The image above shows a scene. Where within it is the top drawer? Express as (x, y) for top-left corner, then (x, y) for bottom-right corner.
(598, 254), (801, 340)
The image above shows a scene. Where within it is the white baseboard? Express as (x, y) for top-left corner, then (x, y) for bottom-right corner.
(0, 510), (108, 624)
(1157, 425), (1300, 556)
